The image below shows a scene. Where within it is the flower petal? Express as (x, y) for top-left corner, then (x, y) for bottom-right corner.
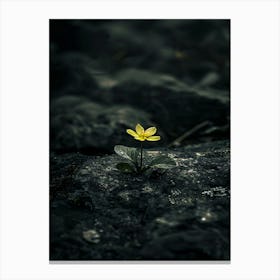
(126, 129), (138, 138)
(134, 135), (145, 141)
(135, 124), (144, 135)
(144, 127), (157, 137)
(146, 135), (161, 141)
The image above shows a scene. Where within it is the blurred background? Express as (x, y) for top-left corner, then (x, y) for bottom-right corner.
(50, 20), (230, 154)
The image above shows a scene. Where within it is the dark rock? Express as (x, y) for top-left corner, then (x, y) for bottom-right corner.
(50, 95), (160, 153)
(106, 69), (229, 141)
(50, 20), (230, 149)
(50, 52), (104, 98)
(50, 20), (229, 88)
(50, 140), (230, 260)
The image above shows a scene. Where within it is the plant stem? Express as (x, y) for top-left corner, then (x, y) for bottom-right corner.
(140, 142), (143, 171)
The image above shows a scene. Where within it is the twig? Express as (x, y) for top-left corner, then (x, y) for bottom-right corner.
(168, 121), (211, 147)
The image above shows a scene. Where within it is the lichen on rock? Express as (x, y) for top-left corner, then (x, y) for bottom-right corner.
(50, 140), (230, 260)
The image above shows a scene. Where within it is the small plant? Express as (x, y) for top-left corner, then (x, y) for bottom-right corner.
(114, 124), (176, 175)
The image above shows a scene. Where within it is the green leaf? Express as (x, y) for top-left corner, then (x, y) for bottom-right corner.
(114, 145), (139, 163)
(149, 155), (176, 169)
(116, 162), (136, 173)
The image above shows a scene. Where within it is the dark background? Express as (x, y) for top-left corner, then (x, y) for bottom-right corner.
(50, 20), (230, 261)
(50, 20), (230, 154)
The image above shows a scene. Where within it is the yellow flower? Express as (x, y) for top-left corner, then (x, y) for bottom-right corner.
(126, 124), (161, 142)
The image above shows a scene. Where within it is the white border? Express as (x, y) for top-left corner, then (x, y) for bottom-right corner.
(0, 0), (279, 279)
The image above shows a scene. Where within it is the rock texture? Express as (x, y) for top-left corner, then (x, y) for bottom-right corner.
(50, 95), (160, 152)
(50, 140), (230, 260)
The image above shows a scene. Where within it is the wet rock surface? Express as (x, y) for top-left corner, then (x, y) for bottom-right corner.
(50, 140), (230, 260)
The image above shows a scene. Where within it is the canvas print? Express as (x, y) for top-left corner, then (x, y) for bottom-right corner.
(50, 19), (230, 261)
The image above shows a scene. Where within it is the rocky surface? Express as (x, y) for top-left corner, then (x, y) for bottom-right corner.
(50, 59), (229, 153)
(50, 140), (230, 260)
(50, 95), (163, 152)
(50, 20), (230, 261)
